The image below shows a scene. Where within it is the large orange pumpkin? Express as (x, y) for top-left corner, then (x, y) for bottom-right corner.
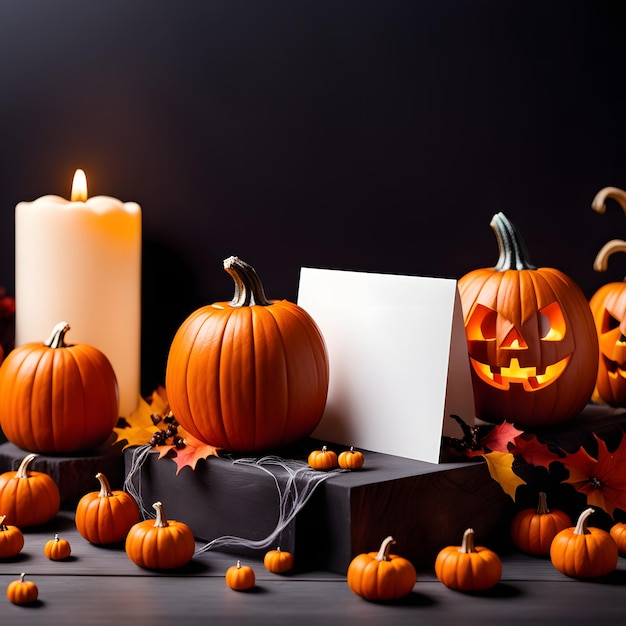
(165, 256), (329, 452)
(458, 213), (598, 428)
(589, 239), (626, 407)
(0, 321), (119, 453)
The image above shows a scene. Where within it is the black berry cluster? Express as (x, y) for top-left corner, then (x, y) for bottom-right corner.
(149, 411), (186, 449)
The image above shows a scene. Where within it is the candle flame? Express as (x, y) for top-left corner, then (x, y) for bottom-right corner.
(71, 169), (88, 202)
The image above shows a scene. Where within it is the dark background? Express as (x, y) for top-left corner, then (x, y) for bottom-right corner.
(1, 0), (626, 394)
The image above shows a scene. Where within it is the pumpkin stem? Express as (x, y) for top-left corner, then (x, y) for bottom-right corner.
(573, 507), (595, 535)
(375, 536), (396, 561)
(593, 239), (626, 280)
(95, 472), (113, 498)
(490, 212), (537, 272)
(0, 515), (6, 530)
(458, 528), (477, 553)
(44, 321), (71, 348)
(19, 573), (27, 583)
(152, 501), (170, 528)
(15, 453), (38, 479)
(54, 533), (60, 542)
(223, 256), (271, 308)
(536, 491), (550, 516)
(591, 186), (626, 216)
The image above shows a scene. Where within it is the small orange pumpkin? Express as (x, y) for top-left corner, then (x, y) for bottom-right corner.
(550, 507), (618, 578)
(0, 453), (60, 527)
(510, 491), (571, 555)
(6, 572), (38, 605)
(225, 560), (256, 590)
(435, 528), (502, 592)
(43, 533), (71, 561)
(338, 447), (365, 470)
(0, 514), (24, 558)
(610, 521), (626, 556)
(308, 445), (338, 471)
(75, 472), (140, 544)
(347, 535), (417, 601)
(0, 321), (119, 453)
(458, 212), (598, 428)
(125, 501), (195, 570)
(264, 547), (294, 573)
(165, 256), (329, 453)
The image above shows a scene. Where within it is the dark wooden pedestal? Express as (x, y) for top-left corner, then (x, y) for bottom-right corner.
(123, 441), (512, 574)
(0, 440), (126, 506)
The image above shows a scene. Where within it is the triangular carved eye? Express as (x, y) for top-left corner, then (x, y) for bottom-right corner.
(539, 302), (566, 341)
(466, 304), (497, 340)
(603, 311), (621, 333)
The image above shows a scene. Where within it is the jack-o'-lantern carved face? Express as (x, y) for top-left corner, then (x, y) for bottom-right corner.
(465, 300), (572, 392)
(458, 213), (598, 429)
(589, 239), (626, 407)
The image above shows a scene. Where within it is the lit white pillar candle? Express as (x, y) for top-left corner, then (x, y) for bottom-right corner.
(15, 169), (141, 417)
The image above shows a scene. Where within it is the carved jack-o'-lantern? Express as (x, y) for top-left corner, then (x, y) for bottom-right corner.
(458, 213), (598, 428)
(590, 239), (626, 407)
(589, 186), (626, 408)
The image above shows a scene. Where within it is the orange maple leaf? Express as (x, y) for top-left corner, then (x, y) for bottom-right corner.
(561, 434), (626, 518)
(482, 451), (526, 500)
(157, 429), (220, 474)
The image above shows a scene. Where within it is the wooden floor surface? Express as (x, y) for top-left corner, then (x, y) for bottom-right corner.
(1, 511), (626, 625)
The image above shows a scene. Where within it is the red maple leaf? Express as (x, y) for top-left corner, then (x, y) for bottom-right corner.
(509, 435), (563, 470)
(478, 422), (524, 454)
(561, 433), (626, 518)
(157, 429), (220, 475)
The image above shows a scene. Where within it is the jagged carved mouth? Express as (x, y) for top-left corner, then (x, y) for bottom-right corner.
(469, 355), (571, 391)
(602, 355), (626, 379)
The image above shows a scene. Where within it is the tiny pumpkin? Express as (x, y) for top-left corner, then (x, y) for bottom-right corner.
(0, 321), (119, 453)
(125, 501), (195, 570)
(0, 453), (60, 527)
(225, 560), (256, 590)
(165, 256), (329, 453)
(6, 572), (38, 605)
(44, 533), (71, 561)
(338, 447), (365, 470)
(0, 515), (24, 558)
(75, 472), (140, 544)
(435, 528), (502, 592)
(308, 445), (338, 471)
(347, 535), (417, 601)
(510, 491), (571, 555)
(264, 547), (294, 573)
(550, 507), (618, 579)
